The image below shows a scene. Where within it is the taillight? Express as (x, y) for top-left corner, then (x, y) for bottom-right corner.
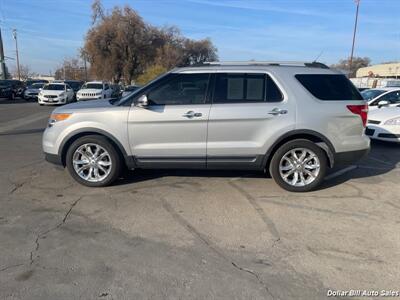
(347, 104), (368, 127)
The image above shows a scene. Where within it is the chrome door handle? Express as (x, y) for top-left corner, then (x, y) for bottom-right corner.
(268, 108), (288, 116)
(183, 111), (202, 118)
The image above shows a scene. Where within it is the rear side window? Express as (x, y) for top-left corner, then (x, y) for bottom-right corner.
(295, 74), (363, 100)
(213, 73), (283, 103)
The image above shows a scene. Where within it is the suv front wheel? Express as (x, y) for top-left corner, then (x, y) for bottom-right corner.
(66, 135), (122, 187)
(269, 139), (327, 192)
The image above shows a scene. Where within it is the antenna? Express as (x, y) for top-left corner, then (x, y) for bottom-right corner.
(313, 50), (324, 63)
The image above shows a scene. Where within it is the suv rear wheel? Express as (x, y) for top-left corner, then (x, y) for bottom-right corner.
(66, 135), (121, 187)
(269, 139), (327, 192)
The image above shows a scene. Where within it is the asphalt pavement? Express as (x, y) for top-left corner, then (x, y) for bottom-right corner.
(0, 98), (399, 300)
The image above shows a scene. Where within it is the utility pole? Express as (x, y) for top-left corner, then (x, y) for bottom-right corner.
(83, 55), (88, 81)
(349, 0), (360, 77)
(12, 29), (21, 80)
(0, 27), (6, 79)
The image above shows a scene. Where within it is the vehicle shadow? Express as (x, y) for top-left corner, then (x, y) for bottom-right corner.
(319, 140), (400, 190)
(115, 140), (400, 191)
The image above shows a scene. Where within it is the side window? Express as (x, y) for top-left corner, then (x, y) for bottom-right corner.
(380, 91), (400, 104)
(266, 75), (283, 102)
(214, 73), (264, 103)
(147, 73), (209, 105)
(104, 84), (109, 90)
(213, 73), (283, 103)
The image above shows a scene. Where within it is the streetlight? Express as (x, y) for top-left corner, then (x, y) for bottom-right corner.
(349, 0), (360, 77)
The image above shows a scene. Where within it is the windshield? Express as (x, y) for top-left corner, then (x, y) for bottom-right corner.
(361, 89), (385, 100)
(83, 83), (103, 89)
(43, 84), (66, 91)
(30, 83), (45, 89)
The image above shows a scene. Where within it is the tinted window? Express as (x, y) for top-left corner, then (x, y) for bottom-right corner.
(148, 73), (209, 105)
(296, 74), (363, 100)
(379, 91), (400, 104)
(266, 75), (283, 102)
(214, 74), (265, 103)
(213, 73), (283, 103)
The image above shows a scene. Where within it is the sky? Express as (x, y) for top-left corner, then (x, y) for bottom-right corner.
(0, 0), (399, 75)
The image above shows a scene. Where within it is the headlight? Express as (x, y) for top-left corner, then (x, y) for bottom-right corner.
(48, 113), (72, 127)
(384, 117), (400, 125)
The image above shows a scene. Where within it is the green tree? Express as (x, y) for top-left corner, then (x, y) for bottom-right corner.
(136, 64), (167, 85)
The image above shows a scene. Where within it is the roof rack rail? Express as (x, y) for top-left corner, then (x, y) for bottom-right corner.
(201, 61), (329, 69)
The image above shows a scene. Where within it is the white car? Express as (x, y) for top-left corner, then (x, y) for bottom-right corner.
(361, 88), (400, 111)
(366, 106), (400, 142)
(38, 83), (75, 106)
(76, 81), (113, 101)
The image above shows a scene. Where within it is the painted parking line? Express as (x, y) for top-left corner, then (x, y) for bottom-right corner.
(0, 112), (50, 134)
(324, 165), (357, 181)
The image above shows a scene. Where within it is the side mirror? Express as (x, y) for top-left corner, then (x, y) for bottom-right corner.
(137, 94), (148, 107)
(378, 100), (389, 108)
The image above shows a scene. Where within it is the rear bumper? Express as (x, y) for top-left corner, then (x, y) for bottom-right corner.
(44, 152), (63, 166)
(334, 148), (370, 166)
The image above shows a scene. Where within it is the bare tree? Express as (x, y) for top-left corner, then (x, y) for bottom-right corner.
(83, 1), (218, 83)
(12, 64), (36, 80)
(54, 57), (87, 81)
(331, 57), (371, 77)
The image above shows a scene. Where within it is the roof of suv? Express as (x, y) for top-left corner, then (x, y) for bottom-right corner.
(172, 61), (341, 75)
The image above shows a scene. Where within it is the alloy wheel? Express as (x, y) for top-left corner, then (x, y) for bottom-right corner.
(279, 148), (320, 187)
(72, 143), (112, 182)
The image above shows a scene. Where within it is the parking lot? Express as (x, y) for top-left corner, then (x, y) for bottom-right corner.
(0, 99), (399, 299)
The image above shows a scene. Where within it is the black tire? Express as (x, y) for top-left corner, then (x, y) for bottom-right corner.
(269, 139), (327, 192)
(66, 135), (122, 187)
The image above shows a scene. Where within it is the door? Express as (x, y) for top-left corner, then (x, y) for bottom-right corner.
(207, 72), (296, 170)
(375, 90), (400, 108)
(128, 73), (211, 168)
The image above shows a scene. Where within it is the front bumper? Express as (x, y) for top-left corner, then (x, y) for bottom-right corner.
(24, 93), (38, 99)
(38, 96), (67, 105)
(77, 96), (103, 101)
(365, 125), (400, 143)
(0, 89), (12, 98)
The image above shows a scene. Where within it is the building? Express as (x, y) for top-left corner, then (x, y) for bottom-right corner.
(356, 62), (400, 78)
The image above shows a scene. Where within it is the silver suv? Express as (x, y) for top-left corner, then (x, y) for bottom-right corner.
(42, 61), (370, 192)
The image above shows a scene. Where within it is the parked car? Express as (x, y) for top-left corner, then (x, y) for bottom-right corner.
(362, 88), (400, 111)
(0, 80), (15, 99)
(121, 85), (141, 97)
(43, 61), (370, 192)
(110, 84), (123, 98)
(0, 79), (24, 99)
(366, 105), (400, 143)
(63, 80), (84, 95)
(38, 83), (75, 105)
(24, 82), (46, 101)
(76, 81), (113, 101)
